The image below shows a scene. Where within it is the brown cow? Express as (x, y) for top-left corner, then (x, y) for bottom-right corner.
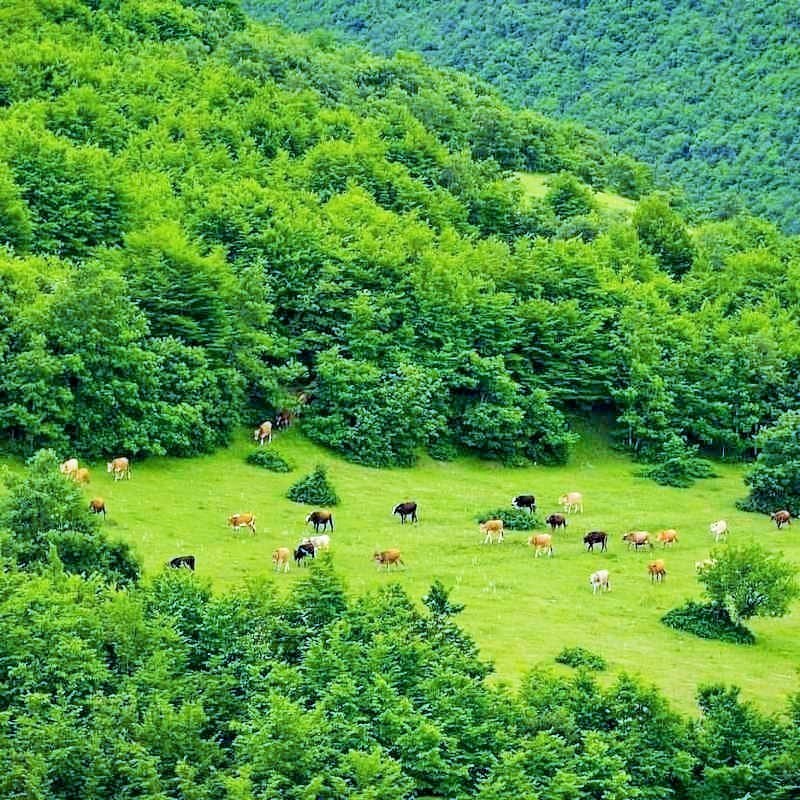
(254, 421), (272, 445)
(648, 559), (667, 583)
(622, 531), (652, 550)
(480, 519), (504, 544)
(528, 533), (553, 557)
(74, 467), (90, 485)
(306, 510), (334, 533)
(546, 513), (567, 531)
(374, 549), (404, 569)
(656, 529), (679, 547)
(229, 512), (256, 534)
(88, 497), (106, 518)
(107, 457), (131, 481)
(771, 510), (791, 529)
(272, 547), (291, 572)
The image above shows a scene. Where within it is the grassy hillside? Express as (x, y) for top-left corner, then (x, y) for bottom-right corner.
(245, 0), (800, 233)
(31, 427), (800, 715)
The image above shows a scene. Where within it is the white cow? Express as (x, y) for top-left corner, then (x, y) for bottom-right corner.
(590, 569), (611, 594)
(709, 520), (728, 542)
(303, 534), (330, 551)
(559, 492), (583, 513)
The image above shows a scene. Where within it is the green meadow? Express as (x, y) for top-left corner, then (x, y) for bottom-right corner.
(10, 426), (799, 716)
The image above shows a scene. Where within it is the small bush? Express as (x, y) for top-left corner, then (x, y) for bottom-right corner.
(638, 436), (716, 488)
(287, 464), (340, 506)
(661, 601), (755, 645)
(475, 507), (540, 531)
(555, 646), (607, 670)
(246, 449), (293, 473)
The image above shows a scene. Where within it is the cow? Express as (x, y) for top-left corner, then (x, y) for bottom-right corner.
(656, 529), (679, 547)
(393, 502), (418, 524)
(590, 569), (611, 594)
(512, 495), (537, 513)
(374, 549), (404, 569)
(559, 492), (583, 513)
(275, 409), (294, 430)
(480, 519), (504, 544)
(228, 512), (256, 534)
(546, 513), (568, 531)
(771, 510), (791, 529)
(107, 457), (131, 481)
(622, 531), (652, 550)
(695, 558), (717, 573)
(528, 533), (553, 557)
(74, 467), (90, 485)
(294, 541), (315, 566)
(583, 531), (608, 552)
(59, 458), (79, 478)
(306, 510), (334, 533)
(88, 497), (106, 518)
(272, 547), (291, 572)
(648, 559), (667, 583)
(709, 520), (728, 542)
(167, 555), (196, 571)
(254, 421), (272, 445)
(303, 534), (330, 551)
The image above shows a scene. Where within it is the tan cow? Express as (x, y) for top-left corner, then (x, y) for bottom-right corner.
(107, 457), (131, 481)
(74, 467), (90, 485)
(254, 421), (272, 445)
(559, 492), (583, 513)
(59, 458), (79, 478)
(272, 547), (291, 572)
(528, 533), (553, 557)
(229, 512), (256, 534)
(648, 559), (667, 582)
(374, 549), (404, 569)
(656, 529), (679, 547)
(622, 531), (651, 550)
(480, 519), (505, 544)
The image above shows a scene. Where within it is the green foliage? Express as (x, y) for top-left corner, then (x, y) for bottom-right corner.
(661, 601), (755, 645)
(638, 436), (717, 488)
(632, 194), (696, 277)
(286, 464), (339, 506)
(697, 545), (799, 624)
(475, 507), (540, 531)
(555, 646), (607, 670)
(246, 448), (293, 472)
(545, 171), (597, 219)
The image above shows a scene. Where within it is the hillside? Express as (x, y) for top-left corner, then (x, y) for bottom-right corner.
(245, 0), (800, 233)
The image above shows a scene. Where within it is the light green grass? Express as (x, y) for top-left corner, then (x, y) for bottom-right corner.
(516, 171), (638, 214)
(3, 428), (799, 715)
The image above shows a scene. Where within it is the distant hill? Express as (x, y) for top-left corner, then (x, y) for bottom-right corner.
(245, 0), (800, 232)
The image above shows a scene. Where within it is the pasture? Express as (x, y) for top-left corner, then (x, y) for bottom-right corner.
(4, 426), (800, 715)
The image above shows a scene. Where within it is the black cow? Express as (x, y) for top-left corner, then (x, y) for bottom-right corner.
(168, 555), (196, 571)
(583, 531), (608, 552)
(393, 501), (418, 524)
(546, 514), (568, 531)
(294, 541), (315, 566)
(306, 510), (334, 533)
(512, 495), (536, 513)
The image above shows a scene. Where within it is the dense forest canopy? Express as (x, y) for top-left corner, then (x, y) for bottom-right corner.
(1, 0), (800, 472)
(245, 0), (800, 233)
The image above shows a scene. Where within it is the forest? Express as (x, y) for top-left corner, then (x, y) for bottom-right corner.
(245, 0), (800, 233)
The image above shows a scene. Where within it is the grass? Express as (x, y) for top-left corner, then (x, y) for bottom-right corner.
(515, 171), (638, 214)
(2, 426), (799, 716)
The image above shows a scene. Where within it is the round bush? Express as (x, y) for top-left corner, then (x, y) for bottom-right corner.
(661, 601), (755, 645)
(287, 464), (340, 506)
(246, 449), (293, 473)
(475, 507), (540, 531)
(555, 646), (607, 671)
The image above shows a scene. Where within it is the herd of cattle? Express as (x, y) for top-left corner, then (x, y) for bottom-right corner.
(59, 449), (794, 591)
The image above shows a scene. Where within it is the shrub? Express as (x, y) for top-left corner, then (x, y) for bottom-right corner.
(638, 436), (716, 488)
(287, 464), (340, 506)
(475, 507), (540, 531)
(246, 449), (293, 473)
(661, 601), (755, 645)
(555, 646), (607, 670)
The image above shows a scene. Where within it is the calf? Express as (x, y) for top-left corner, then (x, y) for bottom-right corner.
(88, 497), (106, 518)
(374, 549), (404, 569)
(512, 495), (536, 513)
(583, 531), (607, 552)
(648, 559), (667, 583)
(294, 541), (315, 566)
(622, 531), (652, 550)
(480, 519), (505, 544)
(272, 547), (291, 572)
(546, 514), (567, 531)
(528, 533), (553, 557)
(229, 512), (256, 535)
(168, 555), (196, 571)
(306, 510), (334, 533)
(590, 569), (611, 594)
(771, 510), (791, 529)
(656, 529), (679, 547)
(709, 520), (728, 542)
(393, 502), (418, 524)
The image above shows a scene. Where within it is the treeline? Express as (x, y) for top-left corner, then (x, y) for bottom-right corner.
(245, 0), (800, 233)
(1, 0), (800, 470)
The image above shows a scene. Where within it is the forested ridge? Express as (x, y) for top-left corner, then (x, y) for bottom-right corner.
(2, 0), (800, 472)
(245, 0), (800, 233)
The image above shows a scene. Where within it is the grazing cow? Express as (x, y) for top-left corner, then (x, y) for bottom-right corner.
(228, 512), (256, 534)
(546, 513), (568, 531)
(272, 547), (291, 572)
(74, 467), (90, 485)
(648, 559), (667, 583)
(512, 495), (537, 513)
(294, 541), (315, 566)
(656, 529), (679, 547)
(275, 409), (294, 430)
(590, 569), (611, 594)
(393, 502), (418, 524)
(622, 531), (652, 550)
(303, 534), (330, 551)
(771, 510), (791, 529)
(480, 519), (505, 544)
(528, 533), (553, 557)
(59, 458), (79, 478)
(559, 492), (583, 513)
(374, 549), (404, 569)
(695, 558), (717, 573)
(88, 497), (106, 518)
(306, 510), (334, 533)
(709, 520), (728, 542)
(168, 555), (196, 571)
(254, 420), (273, 445)
(583, 531), (608, 552)
(107, 457), (131, 481)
